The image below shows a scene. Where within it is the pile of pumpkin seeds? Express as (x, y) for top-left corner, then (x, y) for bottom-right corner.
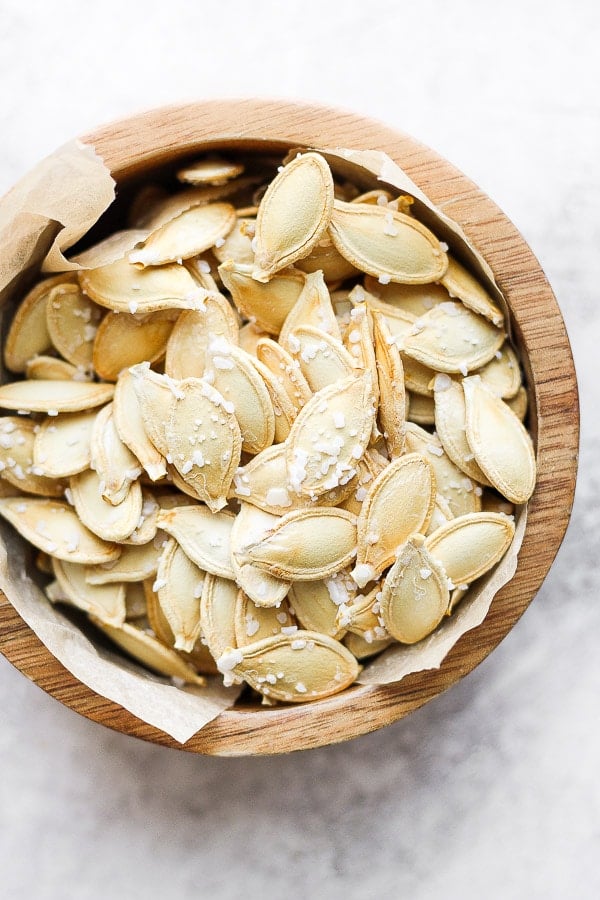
(0, 151), (536, 704)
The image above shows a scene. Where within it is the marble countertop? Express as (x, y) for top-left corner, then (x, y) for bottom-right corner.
(1, 1), (598, 897)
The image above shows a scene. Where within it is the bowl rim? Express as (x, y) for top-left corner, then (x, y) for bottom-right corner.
(0, 98), (579, 755)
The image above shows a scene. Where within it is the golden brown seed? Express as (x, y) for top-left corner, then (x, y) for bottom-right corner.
(176, 158), (245, 186)
(279, 270), (340, 346)
(46, 283), (103, 368)
(371, 311), (406, 457)
(219, 261), (306, 334)
(69, 468), (142, 543)
(93, 309), (178, 381)
(288, 578), (350, 640)
(113, 371), (167, 482)
(90, 403), (142, 506)
(200, 573), (239, 660)
(404, 423), (482, 518)
(52, 557), (126, 627)
(432, 377), (491, 485)
(4, 273), (78, 373)
(230, 503), (292, 607)
(80, 256), (206, 314)
(33, 410), (97, 478)
(286, 325), (355, 393)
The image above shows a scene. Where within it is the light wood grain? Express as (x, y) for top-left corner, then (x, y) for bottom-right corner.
(0, 100), (579, 755)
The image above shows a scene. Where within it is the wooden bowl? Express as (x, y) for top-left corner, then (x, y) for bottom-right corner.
(0, 99), (579, 755)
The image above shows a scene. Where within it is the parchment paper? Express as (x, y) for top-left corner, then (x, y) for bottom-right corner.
(0, 138), (528, 743)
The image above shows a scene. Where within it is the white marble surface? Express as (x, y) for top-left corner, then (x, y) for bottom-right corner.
(0, 1), (598, 897)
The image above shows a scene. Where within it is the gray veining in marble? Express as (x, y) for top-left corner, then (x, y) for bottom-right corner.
(1, 1), (598, 898)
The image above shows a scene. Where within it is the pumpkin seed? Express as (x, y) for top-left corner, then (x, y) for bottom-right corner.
(432, 377), (491, 485)
(288, 578), (350, 640)
(70, 468), (142, 542)
(381, 535), (449, 643)
(295, 234), (358, 283)
(217, 630), (359, 701)
(279, 270), (340, 346)
(165, 377), (242, 511)
(363, 275), (449, 316)
(157, 505), (235, 579)
(440, 257), (504, 327)
(219, 261), (305, 334)
(69, 229), (149, 268)
(230, 503), (291, 607)
(0, 497), (120, 564)
(155, 537), (206, 652)
(90, 617), (205, 685)
(0, 379), (113, 413)
(129, 203), (236, 267)
(506, 386), (528, 422)
(475, 342), (521, 399)
(0, 417), (65, 496)
(25, 356), (86, 381)
(406, 391), (435, 425)
(80, 256), (206, 314)
(286, 373), (375, 498)
(234, 591), (295, 646)
(286, 325), (355, 392)
(371, 311), (406, 457)
(85, 539), (162, 584)
(46, 283), (103, 368)
(52, 557), (126, 627)
(402, 302), (504, 374)
(353, 453), (435, 586)
(212, 216), (255, 266)
(252, 152), (335, 281)
(425, 511), (515, 585)
(93, 309), (178, 381)
(329, 200), (448, 284)
(200, 573), (239, 660)
(204, 339), (275, 454)
(343, 631), (394, 660)
(463, 375), (536, 503)
(90, 402), (143, 505)
(239, 507), (357, 581)
(176, 158), (245, 186)
(255, 337), (312, 409)
(4, 273), (78, 373)
(33, 410), (97, 478)
(113, 370), (167, 481)
(404, 423), (482, 518)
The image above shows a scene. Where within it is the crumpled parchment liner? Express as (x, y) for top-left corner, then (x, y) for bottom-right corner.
(0, 137), (528, 743)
